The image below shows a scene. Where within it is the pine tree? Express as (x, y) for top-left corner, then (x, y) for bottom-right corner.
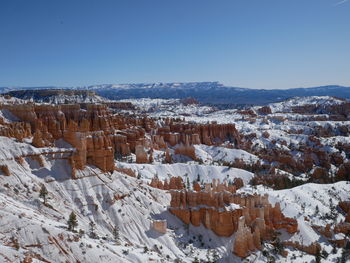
(315, 205), (319, 215)
(89, 220), (97, 238)
(67, 212), (78, 232)
(39, 184), (48, 204)
(186, 177), (190, 189)
(113, 226), (120, 245)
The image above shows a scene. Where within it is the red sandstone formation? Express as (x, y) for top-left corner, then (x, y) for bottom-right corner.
(168, 186), (297, 258)
(233, 216), (261, 257)
(169, 177), (184, 190)
(0, 165), (11, 176)
(135, 145), (148, 164)
(174, 145), (197, 160)
(106, 102), (135, 111)
(149, 177), (238, 194)
(284, 241), (321, 256)
(114, 167), (136, 177)
(262, 131), (270, 139)
(193, 182), (201, 192)
(152, 135), (167, 149)
(157, 120), (242, 147)
(152, 220), (167, 234)
(338, 201), (350, 223)
(334, 222), (350, 235)
(0, 102), (158, 174)
(0, 117), (31, 141)
(169, 189), (297, 254)
(257, 106), (272, 115)
(181, 97), (199, 105)
(1, 100), (245, 178)
(336, 163), (350, 181)
(149, 176), (184, 190)
(233, 178), (244, 189)
(149, 177), (164, 190)
(313, 224), (332, 238)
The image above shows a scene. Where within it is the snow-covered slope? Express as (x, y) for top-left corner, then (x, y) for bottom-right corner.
(1, 94), (350, 263)
(268, 96), (346, 113)
(0, 137), (257, 263)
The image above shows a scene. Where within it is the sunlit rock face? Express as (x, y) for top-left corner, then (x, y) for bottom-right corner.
(152, 220), (167, 234)
(0, 102), (158, 174)
(157, 120), (242, 147)
(168, 186), (298, 258)
(1, 99), (247, 178)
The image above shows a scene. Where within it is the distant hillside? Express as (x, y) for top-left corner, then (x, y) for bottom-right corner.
(5, 89), (106, 104)
(2, 82), (350, 105)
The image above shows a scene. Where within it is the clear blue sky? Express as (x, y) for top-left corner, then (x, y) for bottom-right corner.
(0, 0), (349, 89)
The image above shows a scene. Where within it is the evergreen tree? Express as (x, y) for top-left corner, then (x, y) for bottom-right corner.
(39, 184), (48, 204)
(67, 212), (78, 232)
(89, 220), (97, 238)
(186, 177), (190, 189)
(340, 241), (350, 263)
(114, 150), (122, 161)
(113, 226), (120, 244)
(315, 205), (319, 215)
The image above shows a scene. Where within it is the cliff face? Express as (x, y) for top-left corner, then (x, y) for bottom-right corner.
(157, 120), (242, 147)
(168, 186), (297, 258)
(1, 101), (246, 176)
(149, 176), (184, 190)
(1, 103), (154, 173)
(0, 119), (32, 141)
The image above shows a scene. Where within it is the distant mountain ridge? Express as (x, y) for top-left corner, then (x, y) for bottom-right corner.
(1, 82), (350, 105)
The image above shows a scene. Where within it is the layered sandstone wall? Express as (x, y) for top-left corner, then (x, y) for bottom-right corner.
(157, 120), (242, 147)
(149, 176), (184, 190)
(168, 188), (297, 258)
(1, 102), (157, 173)
(0, 120), (32, 141)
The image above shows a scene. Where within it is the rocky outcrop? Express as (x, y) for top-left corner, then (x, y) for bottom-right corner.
(338, 201), (350, 213)
(233, 216), (259, 257)
(1, 102), (157, 174)
(257, 106), (272, 115)
(1, 101), (244, 177)
(0, 118), (32, 142)
(114, 167), (136, 177)
(135, 145), (148, 164)
(149, 176), (184, 190)
(0, 165), (11, 176)
(157, 120), (242, 147)
(174, 145), (196, 160)
(111, 134), (131, 156)
(168, 185), (297, 258)
(283, 241), (321, 256)
(165, 148), (172, 163)
(152, 135), (167, 149)
(169, 189), (297, 238)
(152, 220), (167, 234)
